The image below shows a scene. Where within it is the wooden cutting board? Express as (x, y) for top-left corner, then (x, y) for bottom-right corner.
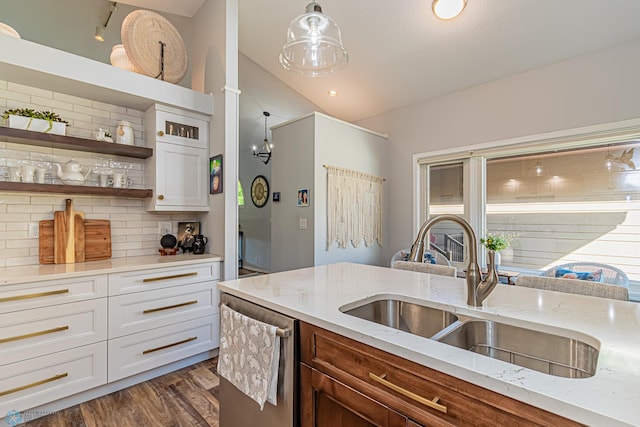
(54, 199), (84, 264)
(39, 219), (112, 264)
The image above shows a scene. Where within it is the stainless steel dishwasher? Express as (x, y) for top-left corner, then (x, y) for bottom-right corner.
(219, 293), (299, 427)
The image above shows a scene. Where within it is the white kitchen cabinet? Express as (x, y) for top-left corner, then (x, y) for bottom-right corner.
(107, 316), (218, 382)
(0, 299), (107, 366)
(0, 257), (221, 421)
(0, 274), (108, 415)
(145, 104), (210, 212)
(0, 342), (107, 417)
(107, 260), (220, 381)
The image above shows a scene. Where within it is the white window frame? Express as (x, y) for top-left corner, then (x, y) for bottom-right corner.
(412, 118), (640, 264)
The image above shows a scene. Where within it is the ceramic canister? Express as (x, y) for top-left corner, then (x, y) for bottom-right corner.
(116, 121), (134, 145)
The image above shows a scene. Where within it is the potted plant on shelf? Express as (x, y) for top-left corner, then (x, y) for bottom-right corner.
(2, 108), (69, 135)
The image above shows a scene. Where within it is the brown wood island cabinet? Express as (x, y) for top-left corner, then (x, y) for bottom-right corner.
(300, 322), (584, 427)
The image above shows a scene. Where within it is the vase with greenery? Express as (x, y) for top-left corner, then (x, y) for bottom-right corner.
(480, 232), (517, 270)
(3, 108), (69, 134)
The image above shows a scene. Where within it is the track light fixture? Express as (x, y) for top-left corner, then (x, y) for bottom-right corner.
(95, 2), (118, 42)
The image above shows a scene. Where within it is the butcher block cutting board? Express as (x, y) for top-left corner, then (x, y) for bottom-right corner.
(54, 199), (84, 264)
(39, 199), (112, 264)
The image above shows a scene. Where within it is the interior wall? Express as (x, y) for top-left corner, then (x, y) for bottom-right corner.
(238, 53), (320, 271)
(270, 113), (389, 272)
(270, 115), (316, 272)
(314, 114), (389, 267)
(356, 38), (640, 266)
(1, 0), (194, 88)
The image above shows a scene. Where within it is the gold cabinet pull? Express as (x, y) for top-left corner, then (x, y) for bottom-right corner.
(0, 373), (68, 397)
(142, 272), (198, 283)
(142, 336), (197, 354)
(157, 130), (165, 136)
(369, 372), (447, 414)
(0, 326), (69, 344)
(143, 300), (198, 314)
(0, 289), (69, 303)
(157, 194), (165, 200)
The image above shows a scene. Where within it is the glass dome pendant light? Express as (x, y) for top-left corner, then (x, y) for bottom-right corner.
(253, 112), (272, 165)
(279, 2), (349, 77)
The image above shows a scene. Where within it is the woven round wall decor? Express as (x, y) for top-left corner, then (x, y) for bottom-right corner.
(121, 10), (188, 84)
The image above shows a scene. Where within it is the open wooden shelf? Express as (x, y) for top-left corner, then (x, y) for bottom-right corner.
(0, 126), (153, 159)
(0, 181), (153, 198)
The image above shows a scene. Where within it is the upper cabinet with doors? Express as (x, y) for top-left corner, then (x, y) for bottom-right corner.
(145, 104), (210, 212)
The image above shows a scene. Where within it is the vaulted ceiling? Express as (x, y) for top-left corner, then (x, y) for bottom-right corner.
(118, 0), (640, 123)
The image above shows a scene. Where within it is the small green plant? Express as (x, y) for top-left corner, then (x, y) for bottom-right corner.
(3, 108), (69, 133)
(480, 232), (518, 252)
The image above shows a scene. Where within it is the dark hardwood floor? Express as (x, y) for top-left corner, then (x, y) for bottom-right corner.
(23, 358), (220, 427)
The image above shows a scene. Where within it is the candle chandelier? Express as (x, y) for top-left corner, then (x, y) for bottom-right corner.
(253, 111), (272, 165)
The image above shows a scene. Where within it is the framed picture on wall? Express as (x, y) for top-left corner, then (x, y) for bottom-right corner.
(210, 154), (223, 194)
(297, 188), (309, 207)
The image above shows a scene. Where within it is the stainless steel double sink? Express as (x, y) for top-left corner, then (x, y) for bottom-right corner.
(341, 298), (599, 379)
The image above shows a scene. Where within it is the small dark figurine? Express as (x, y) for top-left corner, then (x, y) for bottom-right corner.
(178, 223), (196, 252)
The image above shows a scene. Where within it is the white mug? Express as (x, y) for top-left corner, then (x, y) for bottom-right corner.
(99, 173), (112, 188)
(112, 173), (128, 188)
(20, 164), (36, 183)
(9, 167), (22, 182)
(35, 168), (47, 184)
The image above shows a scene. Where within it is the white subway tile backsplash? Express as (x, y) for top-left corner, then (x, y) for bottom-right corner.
(92, 100), (127, 115)
(0, 89), (30, 103)
(73, 104), (111, 119)
(30, 96), (74, 112)
(7, 82), (53, 99)
(53, 92), (93, 107)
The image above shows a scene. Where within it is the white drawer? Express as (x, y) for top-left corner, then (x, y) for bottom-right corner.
(108, 316), (218, 382)
(0, 275), (107, 314)
(0, 299), (107, 366)
(108, 281), (218, 339)
(108, 262), (220, 296)
(0, 342), (107, 415)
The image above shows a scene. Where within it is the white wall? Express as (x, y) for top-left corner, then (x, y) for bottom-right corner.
(270, 113), (389, 272)
(314, 114), (389, 267)
(238, 53), (320, 271)
(270, 115), (316, 272)
(356, 38), (640, 265)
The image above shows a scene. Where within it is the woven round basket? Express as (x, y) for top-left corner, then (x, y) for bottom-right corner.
(121, 10), (188, 84)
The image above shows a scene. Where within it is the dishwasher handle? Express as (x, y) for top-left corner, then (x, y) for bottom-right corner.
(220, 303), (291, 338)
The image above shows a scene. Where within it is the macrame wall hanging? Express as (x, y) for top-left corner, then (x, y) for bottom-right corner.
(325, 165), (384, 249)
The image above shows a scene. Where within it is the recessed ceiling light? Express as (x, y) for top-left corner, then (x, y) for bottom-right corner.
(328, 90), (338, 97)
(432, 0), (467, 20)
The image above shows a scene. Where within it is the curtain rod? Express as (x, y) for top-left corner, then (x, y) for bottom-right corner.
(322, 164), (386, 181)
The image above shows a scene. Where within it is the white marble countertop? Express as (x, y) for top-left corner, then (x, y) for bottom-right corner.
(218, 262), (640, 427)
(0, 254), (223, 285)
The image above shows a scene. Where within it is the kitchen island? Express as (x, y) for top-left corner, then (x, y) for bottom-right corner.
(218, 262), (640, 427)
